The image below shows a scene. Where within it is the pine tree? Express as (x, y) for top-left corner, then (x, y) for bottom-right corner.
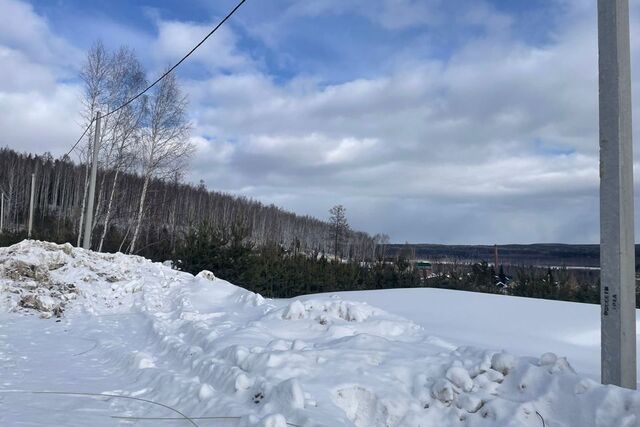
(328, 205), (349, 262)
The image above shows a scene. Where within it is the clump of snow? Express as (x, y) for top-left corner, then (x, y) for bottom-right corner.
(281, 298), (382, 324)
(198, 383), (215, 401)
(1, 239), (640, 427)
(490, 351), (516, 375)
(133, 352), (156, 369)
(196, 270), (216, 281)
(445, 366), (474, 392)
(539, 351), (558, 365)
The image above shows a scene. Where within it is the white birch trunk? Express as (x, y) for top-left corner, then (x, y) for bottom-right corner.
(97, 168), (119, 252)
(128, 172), (150, 254)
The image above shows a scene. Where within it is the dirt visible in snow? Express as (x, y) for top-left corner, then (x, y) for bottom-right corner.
(1, 242), (78, 318)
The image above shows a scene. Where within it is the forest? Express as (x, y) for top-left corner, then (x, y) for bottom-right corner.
(385, 243), (640, 268)
(172, 225), (619, 306)
(0, 147), (378, 260)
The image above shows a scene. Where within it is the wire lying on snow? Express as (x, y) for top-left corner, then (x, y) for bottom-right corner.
(71, 337), (99, 356)
(0, 390), (198, 426)
(111, 415), (303, 427)
(536, 410), (546, 427)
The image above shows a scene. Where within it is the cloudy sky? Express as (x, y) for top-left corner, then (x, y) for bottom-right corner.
(1, 0), (640, 244)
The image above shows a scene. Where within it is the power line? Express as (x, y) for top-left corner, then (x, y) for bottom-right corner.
(65, 118), (95, 157)
(67, 0), (248, 156)
(104, 0), (247, 120)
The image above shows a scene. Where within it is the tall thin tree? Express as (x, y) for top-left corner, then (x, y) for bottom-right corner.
(128, 71), (193, 254)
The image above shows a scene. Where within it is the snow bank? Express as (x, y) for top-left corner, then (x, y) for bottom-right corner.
(325, 287), (640, 382)
(1, 240), (639, 427)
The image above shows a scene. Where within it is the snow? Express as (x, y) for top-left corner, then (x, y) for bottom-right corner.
(317, 288), (640, 383)
(1, 240), (639, 427)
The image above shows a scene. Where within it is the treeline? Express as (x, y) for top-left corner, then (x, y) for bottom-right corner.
(385, 243), (640, 268)
(175, 224), (421, 298)
(0, 148), (377, 259)
(425, 261), (607, 305)
(173, 225), (627, 307)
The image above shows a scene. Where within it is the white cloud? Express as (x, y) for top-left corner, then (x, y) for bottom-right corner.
(0, 0), (81, 70)
(0, 46), (56, 92)
(283, 0), (443, 30)
(152, 19), (251, 71)
(0, 0), (83, 155)
(0, 85), (81, 154)
(180, 0), (639, 243)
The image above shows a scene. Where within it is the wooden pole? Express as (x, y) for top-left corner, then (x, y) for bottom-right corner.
(83, 111), (101, 250)
(598, 0), (636, 389)
(28, 173), (35, 239)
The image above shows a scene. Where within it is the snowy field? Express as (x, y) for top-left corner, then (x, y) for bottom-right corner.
(316, 288), (640, 383)
(1, 241), (639, 427)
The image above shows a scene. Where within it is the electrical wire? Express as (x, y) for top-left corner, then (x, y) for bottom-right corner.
(0, 390), (198, 426)
(65, 119), (95, 157)
(105, 0), (247, 120)
(111, 415), (303, 426)
(71, 337), (99, 356)
(66, 0), (248, 156)
(111, 415), (239, 422)
(0, 389), (306, 427)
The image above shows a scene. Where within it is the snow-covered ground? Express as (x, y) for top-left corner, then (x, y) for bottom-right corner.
(1, 240), (639, 427)
(316, 288), (640, 383)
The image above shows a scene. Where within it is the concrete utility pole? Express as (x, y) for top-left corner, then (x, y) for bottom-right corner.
(28, 173), (35, 239)
(83, 111), (101, 250)
(598, 0), (636, 389)
(1, 192), (4, 234)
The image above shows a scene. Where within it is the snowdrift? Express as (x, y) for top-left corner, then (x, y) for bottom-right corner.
(0, 240), (639, 426)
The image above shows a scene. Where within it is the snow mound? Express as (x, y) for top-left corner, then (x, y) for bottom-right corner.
(1, 240), (640, 427)
(281, 298), (383, 323)
(1, 241), (78, 317)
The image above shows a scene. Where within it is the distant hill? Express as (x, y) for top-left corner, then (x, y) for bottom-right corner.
(386, 243), (640, 268)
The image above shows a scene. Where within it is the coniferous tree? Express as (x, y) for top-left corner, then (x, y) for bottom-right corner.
(328, 205), (349, 262)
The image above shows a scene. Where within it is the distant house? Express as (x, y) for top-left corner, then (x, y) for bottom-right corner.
(412, 260), (434, 280)
(414, 261), (433, 271)
(495, 281), (508, 292)
(494, 274), (512, 294)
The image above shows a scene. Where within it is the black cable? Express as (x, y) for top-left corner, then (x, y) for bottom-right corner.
(102, 0), (247, 120)
(65, 119), (95, 157)
(67, 0), (248, 155)
(1, 390), (199, 427)
(112, 415), (302, 426)
(71, 337), (99, 356)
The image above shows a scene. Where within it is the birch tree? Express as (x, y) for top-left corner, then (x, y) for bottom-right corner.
(128, 71), (193, 254)
(97, 48), (147, 251)
(78, 40), (110, 246)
